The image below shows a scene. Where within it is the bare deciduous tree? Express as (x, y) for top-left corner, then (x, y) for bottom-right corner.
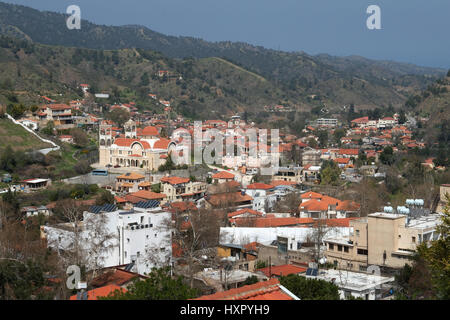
(170, 207), (222, 288)
(46, 199), (117, 283)
(306, 219), (337, 271)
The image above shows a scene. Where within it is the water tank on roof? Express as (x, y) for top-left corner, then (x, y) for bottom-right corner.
(414, 199), (424, 207)
(397, 206), (410, 215)
(406, 199), (415, 206)
(384, 206), (393, 213)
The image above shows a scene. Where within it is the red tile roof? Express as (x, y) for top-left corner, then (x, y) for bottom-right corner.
(193, 278), (294, 300)
(153, 138), (171, 149)
(167, 201), (198, 213)
(257, 264), (307, 277)
(114, 138), (151, 149)
(228, 208), (263, 218)
(160, 176), (190, 185)
(90, 269), (143, 288)
(114, 196), (127, 203)
(246, 183), (274, 190)
(315, 217), (360, 227)
(232, 217), (314, 227)
(351, 116), (369, 124)
(336, 200), (361, 212)
(47, 104), (71, 111)
(338, 149), (359, 156)
(300, 196), (341, 212)
(301, 191), (324, 199)
(333, 158), (351, 164)
(69, 285), (126, 300)
(129, 190), (165, 201)
(243, 241), (261, 253)
(207, 192), (252, 207)
(141, 126), (158, 136)
(212, 171), (235, 179)
(117, 172), (145, 180)
(270, 180), (297, 187)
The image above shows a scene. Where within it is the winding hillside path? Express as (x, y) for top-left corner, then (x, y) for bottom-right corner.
(5, 113), (60, 154)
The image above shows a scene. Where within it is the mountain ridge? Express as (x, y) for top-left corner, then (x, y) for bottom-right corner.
(0, 1), (448, 115)
(0, 1), (444, 84)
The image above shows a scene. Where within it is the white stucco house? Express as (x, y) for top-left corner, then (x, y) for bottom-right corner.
(42, 203), (172, 276)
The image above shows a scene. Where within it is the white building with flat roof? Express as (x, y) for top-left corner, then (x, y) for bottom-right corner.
(316, 118), (338, 127)
(220, 227), (352, 248)
(305, 269), (394, 300)
(42, 204), (172, 276)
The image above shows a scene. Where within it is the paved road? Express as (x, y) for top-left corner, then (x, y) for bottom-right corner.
(63, 173), (121, 186)
(5, 113), (60, 154)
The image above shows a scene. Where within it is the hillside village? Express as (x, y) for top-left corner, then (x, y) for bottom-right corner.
(0, 73), (449, 301)
(0, 2), (449, 303)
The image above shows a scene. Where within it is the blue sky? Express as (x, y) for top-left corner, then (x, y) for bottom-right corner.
(3, 0), (450, 68)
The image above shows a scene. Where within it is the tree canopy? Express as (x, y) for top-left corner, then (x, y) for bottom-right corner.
(100, 268), (199, 300)
(280, 274), (340, 300)
(320, 160), (341, 186)
(0, 259), (45, 300)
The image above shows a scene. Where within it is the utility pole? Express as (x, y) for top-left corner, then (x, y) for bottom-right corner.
(269, 256), (271, 278)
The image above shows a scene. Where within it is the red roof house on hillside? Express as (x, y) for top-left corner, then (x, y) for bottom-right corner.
(193, 278), (299, 300)
(69, 285), (126, 300)
(212, 171), (235, 183)
(257, 264), (307, 278)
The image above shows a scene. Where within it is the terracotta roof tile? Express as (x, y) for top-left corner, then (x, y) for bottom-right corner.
(129, 190), (165, 201)
(301, 191), (324, 199)
(117, 172), (145, 180)
(141, 126), (159, 136)
(228, 208), (263, 218)
(114, 138), (151, 149)
(246, 183), (274, 190)
(270, 180), (297, 187)
(257, 264), (307, 277)
(193, 279), (294, 300)
(207, 192), (252, 207)
(212, 171), (235, 179)
(69, 285), (126, 300)
(160, 176), (190, 185)
(153, 138), (171, 149)
(232, 217), (313, 227)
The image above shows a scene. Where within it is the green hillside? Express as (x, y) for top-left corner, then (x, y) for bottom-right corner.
(0, 117), (50, 151)
(0, 34), (437, 124)
(408, 75), (450, 144)
(0, 1), (445, 111)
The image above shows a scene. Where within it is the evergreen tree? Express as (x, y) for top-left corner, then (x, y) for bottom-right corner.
(100, 268), (199, 300)
(280, 274), (340, 300)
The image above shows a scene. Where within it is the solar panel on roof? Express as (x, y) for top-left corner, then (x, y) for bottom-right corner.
(89, 204), (117, 214)
(306, 268), (312, 276)
(311, 269), (318, 277)
(124, 262), (134, 272)
(135, 200), (160, 209)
